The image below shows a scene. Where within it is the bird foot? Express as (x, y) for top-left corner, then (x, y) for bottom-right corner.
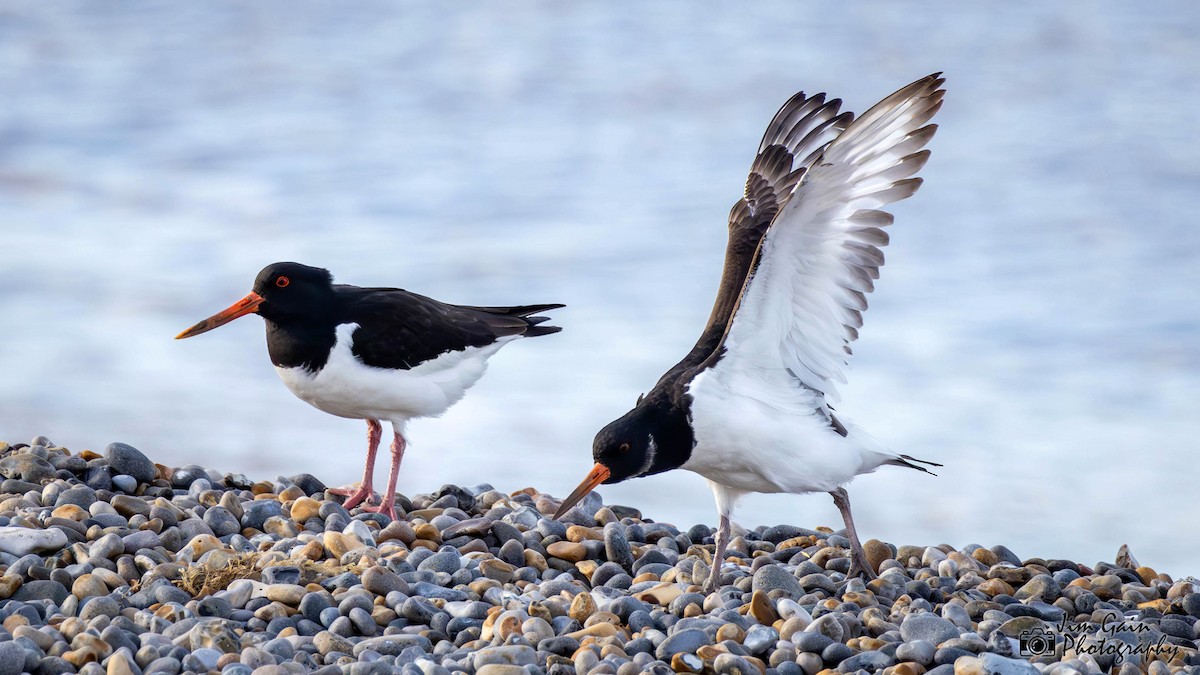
(362, 499), (398, 520)
(328, 485), (377, 509)
(848, 555), (878, 581)
(703, 564), (723, 594)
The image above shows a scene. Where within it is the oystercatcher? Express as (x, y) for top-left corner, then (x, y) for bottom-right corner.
(177, 262), (563, 518)
(556, 74), (945, 589)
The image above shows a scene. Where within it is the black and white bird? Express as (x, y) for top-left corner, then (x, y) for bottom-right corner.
(556, 74), (945, 589)
(177, 262), (563, 518)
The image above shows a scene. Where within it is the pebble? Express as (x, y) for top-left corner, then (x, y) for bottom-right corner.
(103, 442), (156, 484)
(0, 525), (68, 555)
(902, 613), (962, 645)
(0, 436), (1192, 675)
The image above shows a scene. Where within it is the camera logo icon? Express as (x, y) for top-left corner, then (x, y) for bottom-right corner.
(1019, 628), (1056, 657)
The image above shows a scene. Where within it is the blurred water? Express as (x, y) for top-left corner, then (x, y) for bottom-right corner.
(1, 2), (1197, 575)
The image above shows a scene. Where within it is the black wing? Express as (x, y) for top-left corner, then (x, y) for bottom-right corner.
(339, 285), (562, 370)
(658, 91), (853, 397)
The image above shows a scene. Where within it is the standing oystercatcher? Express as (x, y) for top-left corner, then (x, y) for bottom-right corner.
(177, 262), (563, 518)
(556, 74), (945, 589)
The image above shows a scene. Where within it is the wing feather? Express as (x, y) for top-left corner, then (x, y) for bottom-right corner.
(671, 90), (855, 376)
(714, 74), (946, 402)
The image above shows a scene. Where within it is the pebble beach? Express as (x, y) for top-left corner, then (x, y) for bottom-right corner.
(0, 437), (1196, 675)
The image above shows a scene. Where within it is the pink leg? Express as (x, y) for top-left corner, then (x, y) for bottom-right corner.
(365, 431), (406, 520)
(328, 420), (382, 508)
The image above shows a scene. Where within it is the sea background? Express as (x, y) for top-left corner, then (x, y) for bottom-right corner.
(2, 3), (1197, 574)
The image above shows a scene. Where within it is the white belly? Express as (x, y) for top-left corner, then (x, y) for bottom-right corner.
(683, 368), (889, 494)
(275, 323), (511, 424)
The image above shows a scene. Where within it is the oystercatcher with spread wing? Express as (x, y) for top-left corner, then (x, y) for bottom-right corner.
(556, 74), (945, 590)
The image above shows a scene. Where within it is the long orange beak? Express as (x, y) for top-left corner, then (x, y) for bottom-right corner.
(553, 463), (611, 519)
(175, 292), (265, 339)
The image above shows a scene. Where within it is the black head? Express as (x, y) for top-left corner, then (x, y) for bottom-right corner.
(592, 407), (658, 484)
(176, 262), (336, 339)
(554, 404), (667, 519)
(250, 262), (336, 325)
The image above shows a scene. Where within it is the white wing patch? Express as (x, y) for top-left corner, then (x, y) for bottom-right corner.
(719, 75), (945, 403)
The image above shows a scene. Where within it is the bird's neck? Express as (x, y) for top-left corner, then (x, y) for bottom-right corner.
(638, 395), (696, 478)
(264, 319), (338, 372)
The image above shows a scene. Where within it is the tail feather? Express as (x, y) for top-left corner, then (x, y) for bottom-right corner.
(888, 453), (941, 476)
(466, 303), (565, 338)
(468, 303), (565, 317)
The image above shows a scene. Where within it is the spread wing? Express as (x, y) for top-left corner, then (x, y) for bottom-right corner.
(675, 91), (854, 374)
(712, 73), (945, 403)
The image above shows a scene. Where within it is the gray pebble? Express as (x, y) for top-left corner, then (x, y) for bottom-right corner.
(900, 613), (961, 646)
(55, 485), (97, 508)
(104, 442), (156, 484)
(13, 579), (68, 604)
(241, 499), (283, 530)
(203, 506), (241, 537)
(0, 642), (23, 675)
(753, 563), (805, 599)
(417, 550), (461, 574)
(655, 628), (711, 660)
(895, 639), (936, 665)
(0, 454), (55, 483)
(111, 474), (138, 493)
(348, 606), (377, 636)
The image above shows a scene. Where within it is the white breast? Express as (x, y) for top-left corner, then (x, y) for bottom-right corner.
(683, 366), (894, 495)
(275, 323), (512, 425)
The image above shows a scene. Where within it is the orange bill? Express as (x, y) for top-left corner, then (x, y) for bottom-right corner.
(175, 292), (265, 339)
(553, 463), (611, 519)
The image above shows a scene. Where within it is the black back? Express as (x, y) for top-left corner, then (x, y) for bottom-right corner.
(252, 262), (562, 372)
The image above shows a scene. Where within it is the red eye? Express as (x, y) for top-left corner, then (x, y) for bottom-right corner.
(275, 276), (290, 288)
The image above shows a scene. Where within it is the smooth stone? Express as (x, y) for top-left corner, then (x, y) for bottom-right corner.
(418, 550), (461, 574)
(476, 667), (527, 675)
(0, 454), (55, 483)
(363, 565), (408, 596)
(792, 631), (835, 654)
(953, 653), (1040, 675)
(744, 624), (780, 655)
(109, 474), (136, 493)
(1013, 574), (1061, 603)
(472, 645), (536, 667)
(655, 628), (711, 660)
(839, 650), (894, 672)
(896, 639), (937, 666)
(604, 523), (635, 571)
(241, 500), (284, 530)
(0, 526), (68, 555)
(203, 506), (241, 537)
(104, 443), (156, 484)
(314, 630), (354, 656)
(0, 641), (24, 675)
(79, 596), (121, 621)
(121, 530), (161, 553)
(110, 495), (151, 518)
(290, 497), (321, 523)
(55, 485), (97, 508)
(822, 642), (855, 665)
(261, 566), (301, 586)
(901, 613), (961, 645)
(546, 541), (588, 562)
(752, 564), (805, 599)
(12, 579), (68, 604)
(352, 634), (433, 656)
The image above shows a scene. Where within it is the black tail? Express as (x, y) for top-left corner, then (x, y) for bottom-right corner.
(468, 303), (565, 337)
(888, 453), (942, 476)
